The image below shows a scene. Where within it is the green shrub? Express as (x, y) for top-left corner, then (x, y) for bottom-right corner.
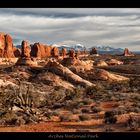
(125, 116), (140, 131)
(79, 114), (91, 121)
(91, 106), (102, 113)
(81, 108), (90, 113)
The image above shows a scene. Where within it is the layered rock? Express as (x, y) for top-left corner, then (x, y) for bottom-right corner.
(0, 33), (15, 58)
(30, 43), (52, 58)
(123, 48), (134, 56)
(106, 59), (123, 65)
(21, 40), (30, 58)
(45, 60), (95, 87)
(13, 47), (21, 57)
(51, 47), (59, 58)
(94, 69), (129, 81)
(90, 48), (97, 55)
(61, 48), (67, 58)
(69, 49), (75, 58)
(75, 49), (80, 59)
(94, 60), (108, 66)
(16, 40), (37, 66)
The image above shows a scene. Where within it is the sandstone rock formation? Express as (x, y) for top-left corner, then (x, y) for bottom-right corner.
(94, 60), (108, 66)
(75, 49), (80, 59)
(94, 69), (129, 81)
(16, 57), (38, 66)
(61, 48), (67, 58)
(69, 49), (75, 58)
(45, 60), (95, 87)
(106, 59), (123, 65)
(51, 47), (59, 58)
(13, 47), (21, 57)
(21, 40), (30, 58)
(0, 33), (15, 58)
(90, 48), (97, 55)
(31, 43), (46, 58)
(16, 40), (37, 66)
(123, 48), (134, 56)
(30, 43), (52, 58)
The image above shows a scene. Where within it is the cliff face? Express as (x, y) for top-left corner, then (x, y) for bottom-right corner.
(0, 32), (15, 58)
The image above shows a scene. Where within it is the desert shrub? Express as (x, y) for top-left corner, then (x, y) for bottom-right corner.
(53, 103), (64, 109)
(115, 109), (126, 115)
(77, 102), (84, 108)
(85, 84), (105, 97)
(45, 91), (66, 108)
(65, 88), (84, 100)
(127, 107), (140, 113)
(65, 100), (80, 109)
(59, 114), (73, 122)
(51, 111), (60, 116)
(79, 114), (91, 121)
(104, 110), (117, 124)
(72, 109), (81, 114)
(125, 116), (140, 131)
(106, 81), (130, 92)
(91, 106), (102, 113)
(82, 98), (93, 105)
(81, 108), (91, 113)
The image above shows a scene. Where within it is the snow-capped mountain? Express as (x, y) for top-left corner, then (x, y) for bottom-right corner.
(58, 44), (86, 51)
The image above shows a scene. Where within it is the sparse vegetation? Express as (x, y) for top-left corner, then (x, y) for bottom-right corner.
(79, 114), (91, 121)
(104, 110), (117, 124)
(125, 116), (140, 131)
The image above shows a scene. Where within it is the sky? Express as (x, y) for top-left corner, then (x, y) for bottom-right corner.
(0, 8), (140, 51)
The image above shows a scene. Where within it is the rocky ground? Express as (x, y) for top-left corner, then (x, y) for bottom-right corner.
(0, 54), (140, 132)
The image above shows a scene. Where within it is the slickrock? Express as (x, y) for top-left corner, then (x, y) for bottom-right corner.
(45, 60), (95, 87)
(94, 60), (108, 66)
(93, 69), (129, 81)
(106, 59), (123, 65)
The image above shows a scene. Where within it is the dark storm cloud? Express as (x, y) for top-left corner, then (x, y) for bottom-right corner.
(0, 8), (140, 51)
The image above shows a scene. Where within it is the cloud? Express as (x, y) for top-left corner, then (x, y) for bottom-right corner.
(0, 8), (140, 51)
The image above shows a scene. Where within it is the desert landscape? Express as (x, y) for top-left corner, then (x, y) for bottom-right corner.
(0, 32), (140, 132)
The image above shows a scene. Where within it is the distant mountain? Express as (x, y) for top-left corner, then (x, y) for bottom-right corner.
(58, 44), (124, 54)
(58, 44), (86, 51)
(89, 45), (124, 54)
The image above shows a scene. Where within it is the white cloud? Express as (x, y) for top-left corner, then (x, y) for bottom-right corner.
(0, 8), (140, 51)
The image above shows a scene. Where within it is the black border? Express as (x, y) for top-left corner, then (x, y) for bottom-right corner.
(0, 132), (140, 140)
(0, 0), (140, 140)
(0, 0), (140, 8)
